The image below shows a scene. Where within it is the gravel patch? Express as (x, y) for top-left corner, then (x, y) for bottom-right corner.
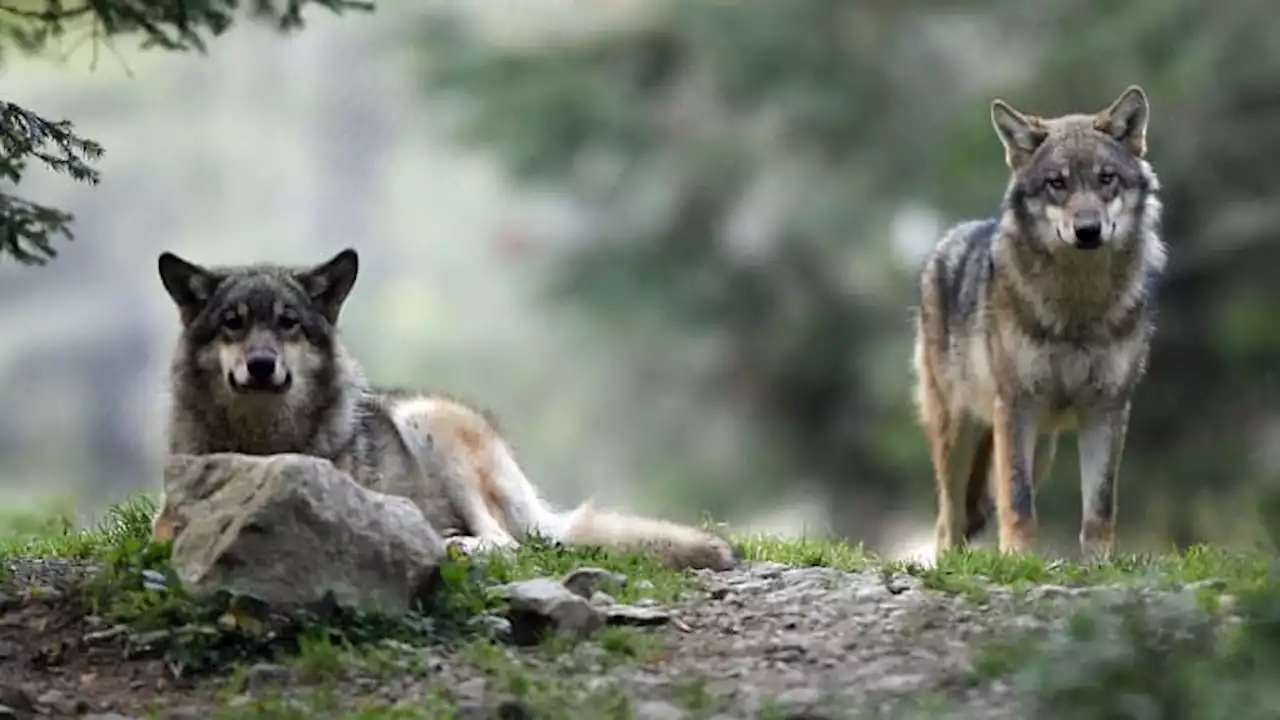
(0, 556), (1221, 719)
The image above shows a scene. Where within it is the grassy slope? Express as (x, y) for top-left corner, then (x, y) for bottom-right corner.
(2, 497), (1279, 719)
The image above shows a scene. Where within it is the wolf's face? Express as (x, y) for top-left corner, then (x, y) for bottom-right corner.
(158, 249), (359, 406)
(991, 86), (1152, 254)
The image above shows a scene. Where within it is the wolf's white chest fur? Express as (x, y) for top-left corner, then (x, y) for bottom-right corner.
(953, 318), (1145, 431)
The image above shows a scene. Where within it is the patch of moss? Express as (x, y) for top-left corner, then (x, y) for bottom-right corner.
(902, 545), (1270, 600)
(2, 496), (705, 682)
(736, 534), (872, 571)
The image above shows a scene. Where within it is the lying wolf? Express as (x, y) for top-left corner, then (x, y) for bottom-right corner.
(151, 248), (740, 571)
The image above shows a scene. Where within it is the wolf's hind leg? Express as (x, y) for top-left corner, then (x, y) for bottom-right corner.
(918, 366), (970, 554)
(391, 398), (521, 551)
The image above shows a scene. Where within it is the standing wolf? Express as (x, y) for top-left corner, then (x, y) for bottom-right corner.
(151, 248), (740, 571)
(911, 86), (1165, 558)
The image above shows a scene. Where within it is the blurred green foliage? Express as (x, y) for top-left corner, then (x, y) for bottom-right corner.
(418, 0), (1280, 550)
(1004, 573), (1280, 719)
(0, 0), (372, 265)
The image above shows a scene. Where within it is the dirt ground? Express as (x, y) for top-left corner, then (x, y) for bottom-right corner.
(0, 557), (1079, 719)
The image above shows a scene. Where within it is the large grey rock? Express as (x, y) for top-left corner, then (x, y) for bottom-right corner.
(162, 453), (446, 615)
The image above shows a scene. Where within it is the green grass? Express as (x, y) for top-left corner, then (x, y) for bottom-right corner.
(739, 531), (1269, 604)
(432, 532), (698, 621)
(736, 533), (874, 571)
(0, 494), (159, 562)
(0, 496), (711, 718)
(903, 545), (1273, 601)
(4, 497), (1280, 719)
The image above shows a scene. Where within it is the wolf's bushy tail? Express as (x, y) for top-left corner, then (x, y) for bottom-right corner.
(556, 501), (741, 572)
(483, 435), (741, 572)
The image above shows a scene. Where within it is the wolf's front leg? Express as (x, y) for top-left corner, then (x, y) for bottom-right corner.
(1077, 401), (1130, 559)
(992, 395), (1039, 553)
(457, 500), (520, 552)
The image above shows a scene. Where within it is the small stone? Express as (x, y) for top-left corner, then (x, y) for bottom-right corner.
(495, 700), (530, 720)
(246, 662), (292, 688)
(33, 690), (63, 707)
(1027, 584), (1072, 602)
(1183, 578), (1227, 592)
(453, 677), (486, 702)
(34, 689), (78, 715)
(501, 578), (603, 646)
(867, 672), (929, 694)
(467, 613), (512, 639)
(127, 630), (172, 658)
(83, 625), (129, 646)
(884, 574), (917, 595)
(730, 580), (773, 594)
(773, 686), (824, 712)
(1218, 594), (1239, 615)
(20, 586), (62, 605)
(604, 605), (672, 627)
(561, 568), (628, 599)
(0, 691), (30, 720)
(634, 700), (687, 720)
(589, 591), (616, 606)
(750, 562), (789, 578)
(853, 585), (891, 602)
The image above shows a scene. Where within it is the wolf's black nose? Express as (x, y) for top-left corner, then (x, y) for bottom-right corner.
(1074, 220), (1103, 248)
(245, 354), (278, 381)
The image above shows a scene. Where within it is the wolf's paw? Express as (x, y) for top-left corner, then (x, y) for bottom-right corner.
(445, 534), (519, 559)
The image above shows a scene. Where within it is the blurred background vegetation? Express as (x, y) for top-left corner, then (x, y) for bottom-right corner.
(0, 0), (1275, 559)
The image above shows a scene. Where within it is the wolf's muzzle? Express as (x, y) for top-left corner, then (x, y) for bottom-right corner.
(230, 350), (292, 393)
(1073, 217), (1104, 250)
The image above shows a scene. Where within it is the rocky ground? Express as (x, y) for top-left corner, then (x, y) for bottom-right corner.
(0, 552), (1223, 720)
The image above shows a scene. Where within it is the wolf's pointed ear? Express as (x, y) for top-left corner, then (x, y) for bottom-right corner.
(158, 252), (222, 324)
(295, 248), (359, 323)
(1095, 85), (1149, 157)
(991, 99), (1048, 170)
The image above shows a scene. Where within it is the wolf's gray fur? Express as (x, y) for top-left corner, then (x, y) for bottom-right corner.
(153, 249), (741, 571)
(911, 86), (1165, 558)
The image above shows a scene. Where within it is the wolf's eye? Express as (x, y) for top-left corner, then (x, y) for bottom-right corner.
(221, 312), (244, 332)
(278, 311), (300, 331)
(1046, 176), (1068, 191)
(1098, 171), (1117, 186)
